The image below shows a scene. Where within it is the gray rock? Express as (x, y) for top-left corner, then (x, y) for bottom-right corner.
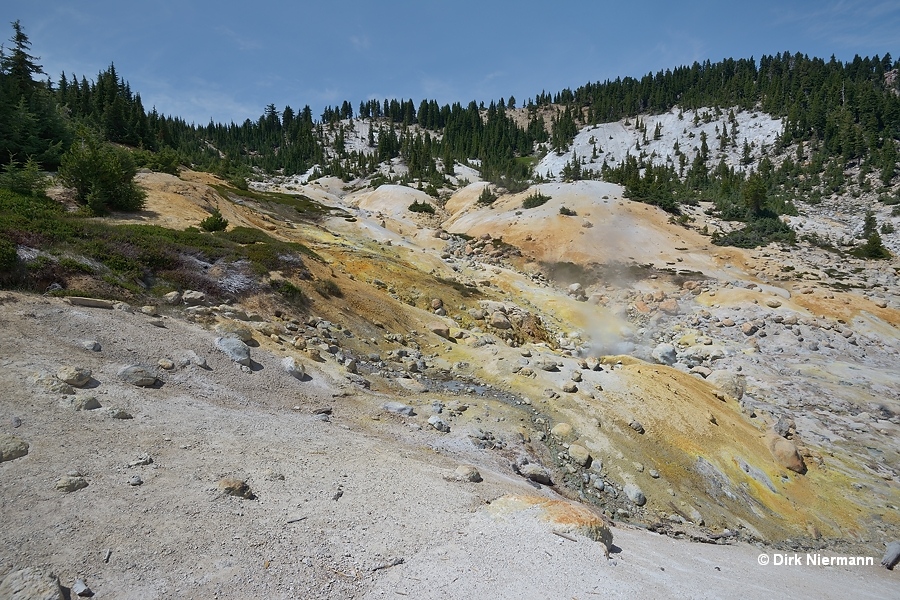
(81, 340), (101, 352)
(454, 465), (482, 482)
(215, 336), (251, 366)
(624, 483), (646, 506)
(882, 541), (900, 569)
(629, 420), (645, 434)
(163, 290), (182, 304)
(128, 475), (143, 486)
(71, 578), (93, 597)
(652, 343), (677, 366)
(383, 402), (415, 416)
(66, 297), (113, 309)
(0, 567), (64, 600)
(182, 290), (206, 305)
(56, 475), (88, 492)
(706, 371), (746, 400)
(0, 434), (29, 462)
(59, 395), (101, 411)
(490, 311), (512, 330)
(536, 359), (559, 372)
(106, 408), (133, 420)
(51, 366), (88, 387)
(282, 356), (305, 379)
(214, 322), (254, 342)
(519, 463), (552, 485)
(561, 381), (578, 393)
(117, 365), (158, 387)
(568, 444), (591, 466)
(128, 453), (153, 467)
(428, 415), (450, 433)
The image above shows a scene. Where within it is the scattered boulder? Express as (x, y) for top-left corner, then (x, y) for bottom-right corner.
(71, 578), (94, 597)
(427, 415), (450, 433)
(882, 541), (900, 569)
(428, 322), (451, 339)
(658, 299), (679, 315)
(0, 567), (64, 600)
(80, 340), (101, 352)
(454, 465), (482, 483)
(0, 434), (29, 462)
(215, 336), (251, 366)
(218, 477), (255, 499)
(158, 358), (175, 370)
(66, 297), (113, 309)
(741, 322), (758, 336)
(56, 475), (88, 493)
(106, 408), (133, 420)
(624, 483), (647, 506)
(568, 444), (592, 467)
(765, 298), (782, 308)
(561, 381), (578, 393)
(163, 291), (182, 305)
(117, 365), (158, 387)
(652, 343), (677, 366)
(705, 371), (746, 400)
(182, 290), (206, 306)
(56, 366), (91, 388)
(59, 395), (101, 411)
(519, 463), (552, 485)
(768, 434), (807, 474)
(490, 311), (512, 330)
(281, 356), (305, 379)
(629, 420), (645, 434)
(215, 322), (254, 342)
(383, 402), (415, 416)
(550, 422), (574, 439)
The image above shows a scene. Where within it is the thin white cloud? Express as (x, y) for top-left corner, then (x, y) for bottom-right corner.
(215, 26), (261, 52)
(350, 35), (370, 50)
(772, 0), (900, 50)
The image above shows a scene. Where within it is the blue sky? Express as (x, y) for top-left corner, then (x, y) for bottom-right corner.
(5, 1), (899, 125)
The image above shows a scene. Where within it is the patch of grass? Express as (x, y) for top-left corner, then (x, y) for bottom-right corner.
(210, 184), (335, 217)
(313, 278), (342, 298)
(275, 280), (308, 307)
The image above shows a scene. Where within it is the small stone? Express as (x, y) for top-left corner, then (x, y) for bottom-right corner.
(428, 322), (451, 339)
(107, 408), (133, 420)
(568, 444), (591, 467)
(117, 365), (158, 387)
(59, 395), (101, 411)
(382, 402), (415, 416)
(649, 469), (660, 479)
(629, 420), (645, 434)
(882, 541), (900, 569)
(72, 578), (93, 597)
(427, 415), (450, 433)
(741, 322), (758, 336)
(182, 290), (206, 305)
(56, 475), (88, 493)
(490, 311), (512, 330)
(765, 298), (782, 308)
(158, 359), (175, 370)
(215, 336), (251, 366)
(0, 434), (29, 462)
(218, 477), (255, 499)
(128, 453), (153, 467)
(282, 356), (305, 379)
(163, 291), (182, 305)
(652, 343), (677, 365)
(519, 463), (552, 485)
(81, 340), (101, 352)
(140, 305), (158, 316)
(624, 483), (646, 506)
(561, 381), (578, 393)
(454, 465), (482, 482)
(128, 475), (143, 486)
(551, 422), (574, 439)
(56, 366), (92, 388)
(768, 435), (807, 474)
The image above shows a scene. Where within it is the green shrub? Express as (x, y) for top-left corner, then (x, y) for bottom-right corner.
(408, 200), (435, 214)
(200, 208), (229, 232)
(0, 158), (49, 196)
(477, 186), (496, 205)
(559, 206), (576, 216)
(58, 129), (146, 213)
(522, 190), (551, 209)
(0, 236), (18, 274)
(275, 280), (307, 306)
(713, 217), (795, 248)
